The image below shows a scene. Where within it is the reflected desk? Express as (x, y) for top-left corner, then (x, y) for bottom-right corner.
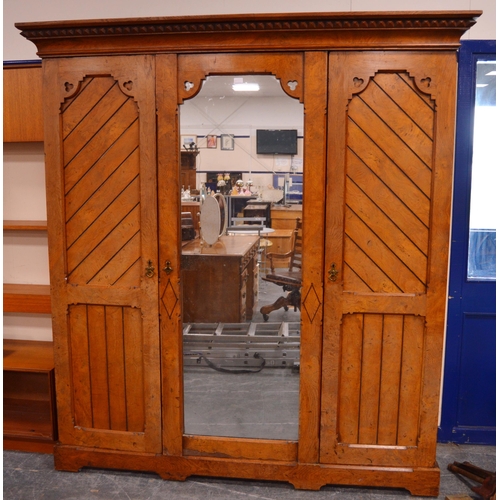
(182, 235), (260, 323)
(181, 201), (201, 230)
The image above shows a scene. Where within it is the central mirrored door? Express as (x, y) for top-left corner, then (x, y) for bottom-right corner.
(179, 74), (304, 440)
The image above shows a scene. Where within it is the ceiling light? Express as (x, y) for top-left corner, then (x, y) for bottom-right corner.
(485, 70), (496, 76)
(232, 83), (260, 92)
(476, 84), (488, 87)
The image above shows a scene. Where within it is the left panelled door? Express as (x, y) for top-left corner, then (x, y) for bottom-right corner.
(44, 56), (161, 453)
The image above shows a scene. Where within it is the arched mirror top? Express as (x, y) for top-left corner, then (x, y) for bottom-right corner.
(178, 53), (303, 103)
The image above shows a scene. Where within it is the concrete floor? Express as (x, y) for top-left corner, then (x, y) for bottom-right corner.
(3, 444), (495, 499)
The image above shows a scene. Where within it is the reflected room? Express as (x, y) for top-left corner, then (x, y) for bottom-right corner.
(180, 75), (304, 440)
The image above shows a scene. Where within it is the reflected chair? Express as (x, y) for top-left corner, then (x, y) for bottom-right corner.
(260, 218), (302, 321)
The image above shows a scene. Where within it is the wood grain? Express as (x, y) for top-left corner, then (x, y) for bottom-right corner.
(3, 284), (51, 314)
(3, 66), (44, 142)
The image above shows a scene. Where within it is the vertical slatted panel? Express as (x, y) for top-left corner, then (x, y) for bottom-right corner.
(69, 304), (92, 428)
(358, 314), (383, 444)
(88, 305), (110, 430)
(398, 316), (424, 446)
(124, 307), (145, 432)
(106, 306), (128, 431)
(377, 315), (403, 445)
(338, 314), (363, 443)
(338, 313), (424, 446)
(68, 304), (145, 432)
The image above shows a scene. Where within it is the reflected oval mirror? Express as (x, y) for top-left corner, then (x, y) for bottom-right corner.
(200, 193), (227, 245)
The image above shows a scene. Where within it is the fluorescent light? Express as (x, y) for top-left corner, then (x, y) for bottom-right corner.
(476, 84), (488, 88)
(232, 83), (260, 92)
(485, 70), (496, 76)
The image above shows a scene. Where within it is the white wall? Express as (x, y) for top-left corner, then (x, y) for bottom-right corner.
(182, 93), (304, 189)
(3, 0), (496, 61)
(2, 1), (496, 341)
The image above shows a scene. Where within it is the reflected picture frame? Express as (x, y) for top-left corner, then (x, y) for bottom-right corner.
(181, 135), (197, 150)
(207, 135), (217, 149)
(221, 134), (234, 151)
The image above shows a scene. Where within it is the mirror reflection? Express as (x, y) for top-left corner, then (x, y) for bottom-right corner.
(180, 75), (304, 440)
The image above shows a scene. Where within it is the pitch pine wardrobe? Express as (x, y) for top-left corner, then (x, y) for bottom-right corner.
(17, 11), (479, 496)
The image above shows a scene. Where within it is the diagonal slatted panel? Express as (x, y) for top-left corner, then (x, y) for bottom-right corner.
(64, 99), (139, 194)
(66, 151), (139, 248)
(65, 124), (139, 221)
(346, 177), (427, 282)
(346, 124), (430, 225)
(358, 76), (433, 166)
(375, 73), (434, 137)
(69, 204), (140, 285)
(345, 72), (434, 294)
(347, 150), (429, 254)
(62, 76), (141, 287)
(62, 78), (115, 137)
(63, 81), (129, 164)
(345, 207), (425, 293)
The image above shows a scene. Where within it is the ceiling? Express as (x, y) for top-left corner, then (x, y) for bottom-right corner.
(197, 75), (288, 98)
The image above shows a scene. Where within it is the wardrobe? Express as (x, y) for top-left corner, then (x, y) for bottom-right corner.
(17, 11), (479, 496)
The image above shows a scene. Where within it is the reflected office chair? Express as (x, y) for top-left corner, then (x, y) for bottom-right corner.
(260, 218), (302, 322)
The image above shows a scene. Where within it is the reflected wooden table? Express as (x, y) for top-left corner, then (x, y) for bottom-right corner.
(181, 235), (259, 323)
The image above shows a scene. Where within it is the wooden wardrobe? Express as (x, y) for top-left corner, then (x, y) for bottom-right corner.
(17, 11), (479, 496)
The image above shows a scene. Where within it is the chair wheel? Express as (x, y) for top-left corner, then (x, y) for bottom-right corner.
(263, 314), (269, 322)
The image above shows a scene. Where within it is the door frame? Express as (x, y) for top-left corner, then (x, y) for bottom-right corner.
(438, 40), (496, 445)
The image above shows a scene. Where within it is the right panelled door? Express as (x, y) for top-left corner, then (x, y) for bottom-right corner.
(321, 51), (458, 468)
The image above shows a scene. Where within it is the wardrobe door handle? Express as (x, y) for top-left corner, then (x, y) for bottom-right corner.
(163, 260), (173, 275)
(145, 260), (155, 278)
(327, 263), (339, 282)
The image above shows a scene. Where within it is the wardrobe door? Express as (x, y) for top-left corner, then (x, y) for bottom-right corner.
(321, 52), (457, 467)
(157, 52), (327, 464)
(44, 56), (161, 453)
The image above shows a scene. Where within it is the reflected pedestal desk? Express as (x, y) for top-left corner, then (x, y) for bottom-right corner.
(182, 235), (259, 324)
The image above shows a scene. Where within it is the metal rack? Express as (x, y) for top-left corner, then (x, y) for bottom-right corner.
(183, 322), (300, 368)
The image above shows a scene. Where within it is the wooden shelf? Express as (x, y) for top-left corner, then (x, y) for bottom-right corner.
(3, 339), (57, 453)
(3, 220), (48, 231)
(3, 64), (44, 142)
(3, 284), (51, 314)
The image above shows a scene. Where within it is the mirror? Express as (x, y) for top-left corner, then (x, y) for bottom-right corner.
(180, 75), (304, 440)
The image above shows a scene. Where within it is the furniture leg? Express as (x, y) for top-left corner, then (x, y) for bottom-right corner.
(260, 288), (301, 321)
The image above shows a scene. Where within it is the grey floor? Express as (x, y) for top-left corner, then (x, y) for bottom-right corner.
(2, 444), (496, 499)
(183, 275), (300, 439)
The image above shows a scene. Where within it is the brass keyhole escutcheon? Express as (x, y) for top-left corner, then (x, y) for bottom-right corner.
(163, 260), (173, 275)
(145, 260), (155, 278)
(328, 263), (339, 282)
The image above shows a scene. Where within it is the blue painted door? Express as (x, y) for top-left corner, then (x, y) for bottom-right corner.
(439, 41), (496, 445)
